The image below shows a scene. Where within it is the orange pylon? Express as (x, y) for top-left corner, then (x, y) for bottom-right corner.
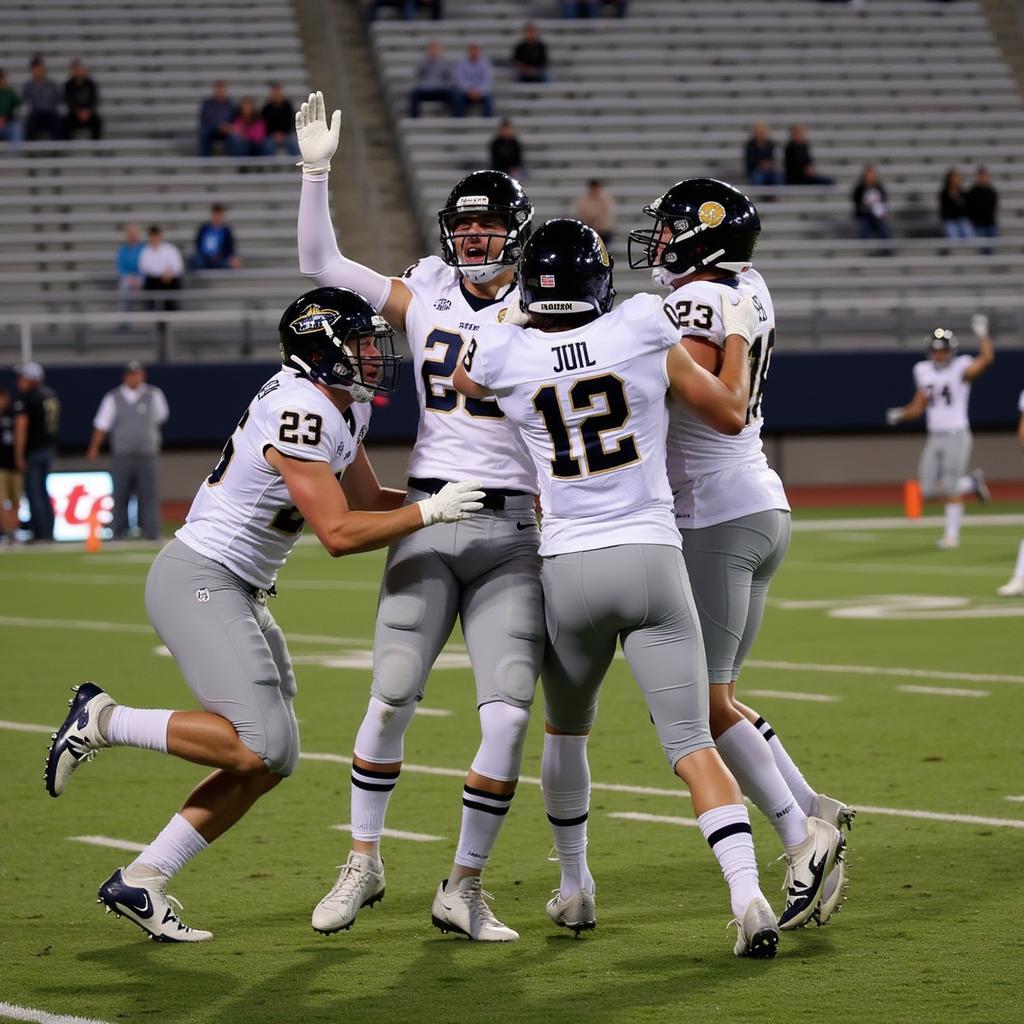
(84, 504), (103, 553)
(903, 479), (922, 519)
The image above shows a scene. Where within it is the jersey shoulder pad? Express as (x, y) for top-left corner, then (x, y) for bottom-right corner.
(258, 377), (339, 463)
(467, 322), (516, 388)
(955, 353), (974, 372)
(400, 254), (454, 294)
(662, 280), (726, 346)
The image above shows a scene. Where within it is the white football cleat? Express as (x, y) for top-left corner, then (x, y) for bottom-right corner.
(731, 895), (779, 958)
(312, 851), (385, 934)
(997, 578), (1024, 597)
(936, 535), (960, 550)
(545, 888), (596, 937)
(778, 816), (843, 930)
(431, 877), (519, 942)
(812, 794), (854, 926)
(970, 469), (991, 504)
(98, 867), (212, 942)
(45, 682), (114, 797)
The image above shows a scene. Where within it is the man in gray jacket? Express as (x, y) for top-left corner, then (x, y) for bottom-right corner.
(87, 361), (169, 540)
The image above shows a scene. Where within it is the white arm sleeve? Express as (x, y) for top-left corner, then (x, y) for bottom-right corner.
(297, 177), (392, 311)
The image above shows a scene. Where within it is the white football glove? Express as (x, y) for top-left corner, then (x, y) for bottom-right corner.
(720, 292), (760, 346)
(885, 406), (904, 426)
(417, 480), (485, 525)
(295, 91), (341, 180)
(971, 313), (989, 339)
(500, 301), (531, 326)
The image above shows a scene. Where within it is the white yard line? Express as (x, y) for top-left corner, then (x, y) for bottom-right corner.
(744, 659), (1024, 686)
(1005, 796), (1024, 803)
(608, 811), (700, 827)
(783, 560), (1007, 578)
(0, 720), (52, 734)
(791, 514), (1024, 532)
(414, 707), (452, 717)
(897, 685), (989, 698)
(742, 689), (840, 703)
(0, 1003), (112, 1024)
(332, 824), (444, 842)
(0, 571), (378, 591)
(69, 835), (147, 853)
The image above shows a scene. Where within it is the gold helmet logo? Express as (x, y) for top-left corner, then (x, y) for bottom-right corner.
(596, 235), (611, 267)
(290, 304), (338, 334)
(698, 201), (726, 228)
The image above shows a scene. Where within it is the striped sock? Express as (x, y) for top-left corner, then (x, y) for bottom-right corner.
(698, 804), (761, 919)
(349, 763), (400, 846)
(755, 717), (818, 817)
(542, 733), (594, 897)
(451, 785), (515, 874)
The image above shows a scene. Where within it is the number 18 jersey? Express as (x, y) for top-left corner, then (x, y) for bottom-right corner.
(664, 269), (789, 529)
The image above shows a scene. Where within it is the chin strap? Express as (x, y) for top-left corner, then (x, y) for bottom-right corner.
(461, 261), (507, 285)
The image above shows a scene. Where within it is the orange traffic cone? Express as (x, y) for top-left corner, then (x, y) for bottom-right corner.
(903, 479), (922, 519)
(85, 504), (103, 553)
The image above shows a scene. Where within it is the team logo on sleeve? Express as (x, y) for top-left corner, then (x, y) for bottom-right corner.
(698, 201), (726, 228)
(289, 304), (339, 334)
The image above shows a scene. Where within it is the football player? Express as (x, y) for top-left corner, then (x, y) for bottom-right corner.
(42, 288), (483, 942)
(629, 178), (847, 930)
(996, 386), (1024, 597)
(887, 317), (995, 548)
(455, 218), (788, 958)
(295, 92), (542, 941)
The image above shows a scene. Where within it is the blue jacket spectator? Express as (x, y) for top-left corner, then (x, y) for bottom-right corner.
(452, 44), (494, 118)
(409, 41), (455, 118)
(116, 223), (144, 311)
(190, 204), (239, 270)
(197, 81), (235, 156)
(22, 56), (62, 141)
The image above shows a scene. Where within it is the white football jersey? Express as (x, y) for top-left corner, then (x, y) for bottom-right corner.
(1019, 388), (1024, 414)
(177, 370), (370, 589)
(466, 293), (681, 556)
(913, 354), (974, 433)
(400, 256), (538, 492)
(664, 269), (789, 529)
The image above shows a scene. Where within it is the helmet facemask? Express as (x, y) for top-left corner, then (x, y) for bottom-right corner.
(439, 200), (533, 284)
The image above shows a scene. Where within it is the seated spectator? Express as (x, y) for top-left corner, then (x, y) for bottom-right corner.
(939, 168), (974, 239)
(116, 223), (144, 311)
(228, 97), (267, 157)
(489, 119), (524, 178)
(784, 124), (832, 185)
(512, 23), (549, 83)
(744, 122), (781, 186)
(574, 179), (617, 244)
(262, 82), (298, 156)
(190, 204), (240, 270)
(452, 44), (494, 118)
(851, 163), (891, 244)
(64, 59), (101, 140)
(369, 0), (443, 18)
(0, 69), (23, 151)
(966, 166), (998, 250)
(139, 226), (184, 311)
(22, 56), (63, 141)
(197, 80), (235, 157)
(408, 40), (454, 118)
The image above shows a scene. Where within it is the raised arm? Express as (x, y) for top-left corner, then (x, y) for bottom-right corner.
(963, 314), (995, 382)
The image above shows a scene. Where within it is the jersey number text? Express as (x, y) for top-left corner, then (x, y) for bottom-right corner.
(422, 328), (503, 419)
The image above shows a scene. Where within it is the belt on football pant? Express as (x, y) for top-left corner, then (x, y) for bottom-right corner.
(407, 476), (532, 511)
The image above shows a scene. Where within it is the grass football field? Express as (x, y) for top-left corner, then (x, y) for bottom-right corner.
(2, 507), (1023, 1024)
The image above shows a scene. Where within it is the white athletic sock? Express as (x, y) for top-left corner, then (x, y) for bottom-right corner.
(451, 785), (515, 877)
(104, 705), (172, 752)
(754, 717), (818, 816)
(715, 720), (808, 849)
(697, 804), (761, 919)
(128, 813), (208, 880)
(944, 501), (964, 540)
(1012, 539), (1024, 582)
(349, 762), (400, 847)
(542, 733), (594, 897)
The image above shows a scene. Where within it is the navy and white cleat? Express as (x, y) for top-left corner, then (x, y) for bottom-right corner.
(98, 868), (212, 943)
(732, 895), (779, 959)
(813, 794), (855, 926)
(778, 816), (844, 931)
(44, 683), (114, 797)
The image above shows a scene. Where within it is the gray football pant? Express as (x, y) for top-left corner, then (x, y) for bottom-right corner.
(371, 491), (544, 710)
(111, 452), (159, 540)
(541, 543), (714, 769)
(918, 429), (971, 499)
(145, 538), (300, 775)
(681, 509), (791, 685)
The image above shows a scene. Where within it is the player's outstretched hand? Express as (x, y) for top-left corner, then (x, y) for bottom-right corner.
(295, 91), (341, 178)
(418, 480), (486, 525)
(885, 407), (904, 426)
(971, 313), (989, 339)
(720, 292), (760, 346)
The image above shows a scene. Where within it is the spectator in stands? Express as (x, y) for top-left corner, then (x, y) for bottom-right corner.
(64, 59), (102, 140)
(408, 40), (455, 118)
(966, 166), (998, 251)
(452, 44), (494, 118)
(0, 386), (20, 545)
(0, 69), (23, 152)
(744, 122), (781, 186)
(784, 124), (832, 185)
(190, 204), (240, 270)
(851, 163), (892, 244)
(561, 1), (628, 15)
(228, 97), (267, 157)
(262, 82), (299, 156)
(369, 0), (443, 19)
(116, 223), (144, 312)
(22, 56), (63, 142)
(939, 168), (974, 239)
(197, 80), (235, 157)
(12, 361), (60, 543)
(489, 119), (524, 178)
(87, 361), (169, 541)
(574, 179), (617, 244)
(139, 226), (184, 311)
(512, 23), (550, 83)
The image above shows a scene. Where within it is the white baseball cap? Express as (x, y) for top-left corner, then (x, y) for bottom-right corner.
(16, 361), (44, 381)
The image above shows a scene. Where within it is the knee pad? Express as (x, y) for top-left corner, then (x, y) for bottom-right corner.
(353, 696), (418, 763)
(471, 701), (532, 782)
(371, 645), (428, 706)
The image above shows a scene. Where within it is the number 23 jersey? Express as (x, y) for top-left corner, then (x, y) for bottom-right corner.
(177, 370), (370, 589)
(664, 268), (789, 529)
